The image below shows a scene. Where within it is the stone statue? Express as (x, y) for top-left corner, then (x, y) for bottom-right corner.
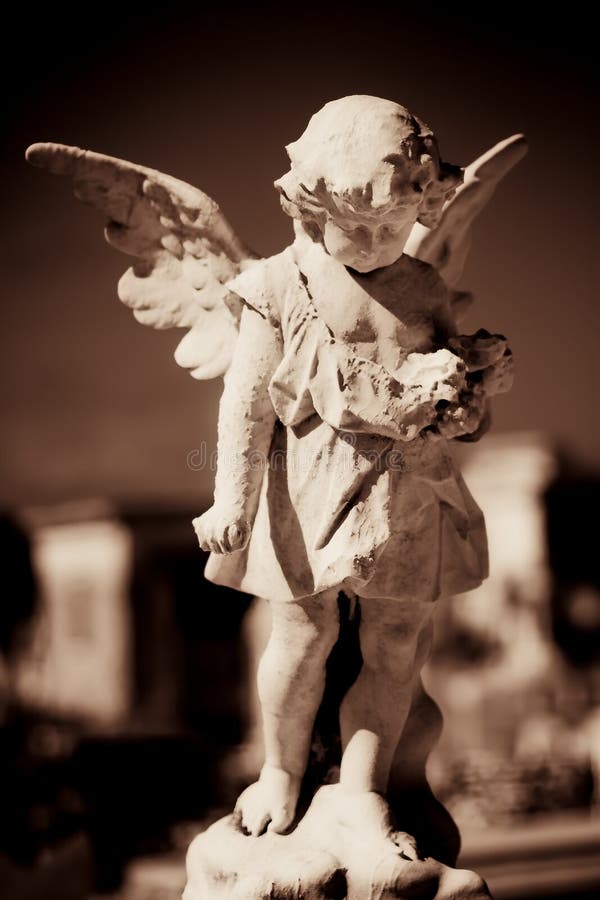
(27, 95), (527, 899)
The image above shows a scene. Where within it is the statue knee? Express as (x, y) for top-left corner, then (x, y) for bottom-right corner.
(359, 600), (433, 671)
(294, 614), (338, 662)
(359, 621), (428, 687)
(283, 591), (340, 659)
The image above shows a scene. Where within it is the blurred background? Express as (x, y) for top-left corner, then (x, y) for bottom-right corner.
(2, 4), (598, 898)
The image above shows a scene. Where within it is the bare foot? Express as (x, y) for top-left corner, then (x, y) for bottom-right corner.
(234, 764), (302, 836)
(315, 784), (420, 860)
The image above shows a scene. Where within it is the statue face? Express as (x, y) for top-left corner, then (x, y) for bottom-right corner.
(322, 212), (417, 273)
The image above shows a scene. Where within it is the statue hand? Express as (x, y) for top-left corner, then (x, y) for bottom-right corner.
(193, 507), (251, 554)
(480, 348), (514, 396)
(443, 330), (514, 405)
(436, 387), (488, 439)
(448, 330), (508, 373)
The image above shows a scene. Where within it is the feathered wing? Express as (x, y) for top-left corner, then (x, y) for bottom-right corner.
(405, 134), (528, 290)
(26, 142), (259, 379)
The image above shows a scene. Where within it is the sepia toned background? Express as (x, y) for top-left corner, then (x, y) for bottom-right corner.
(3, 4), (597, 505)
(2, 5), (598, 899)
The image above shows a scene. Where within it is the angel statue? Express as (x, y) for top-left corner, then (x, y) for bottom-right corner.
(27, 95), (526, 899)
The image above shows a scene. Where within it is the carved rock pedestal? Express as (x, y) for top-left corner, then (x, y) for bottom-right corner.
(184, 784), (490, 900)
(184, 599), (491, 900)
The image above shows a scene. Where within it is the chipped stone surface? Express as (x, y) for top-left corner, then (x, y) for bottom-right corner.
(27, 95), (526, 900)
(184, 786), (491, 900)
(25, 141), (257, 379)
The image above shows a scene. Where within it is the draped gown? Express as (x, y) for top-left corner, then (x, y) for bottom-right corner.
(205, 237), (488, 603)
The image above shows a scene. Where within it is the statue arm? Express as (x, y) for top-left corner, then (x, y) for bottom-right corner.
(193, 304), (281, 554)
(307, 346), (467, 443)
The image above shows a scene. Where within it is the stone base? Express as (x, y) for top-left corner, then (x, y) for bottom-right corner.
(184, 785), (491, 900)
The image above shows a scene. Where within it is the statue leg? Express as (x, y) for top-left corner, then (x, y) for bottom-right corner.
(336, 596), (435, 857)
(235, 588), (340, 836)
(388, 677), (462, 864)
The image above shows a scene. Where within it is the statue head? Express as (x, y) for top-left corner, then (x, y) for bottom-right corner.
(275, 95), (461, 272)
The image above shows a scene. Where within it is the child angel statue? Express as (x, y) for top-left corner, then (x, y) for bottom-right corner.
(27, 95), (525, 871)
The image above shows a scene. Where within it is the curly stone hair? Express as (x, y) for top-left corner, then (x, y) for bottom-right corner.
(275, 95), (461, 238)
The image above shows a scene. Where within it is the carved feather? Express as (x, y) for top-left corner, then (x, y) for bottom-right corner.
(26, 142), (258, 379)
(405, 134), (528, 288)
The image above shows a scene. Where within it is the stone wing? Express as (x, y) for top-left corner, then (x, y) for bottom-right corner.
(405, 134), (528, 289)
(26, 142), (259, 379)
